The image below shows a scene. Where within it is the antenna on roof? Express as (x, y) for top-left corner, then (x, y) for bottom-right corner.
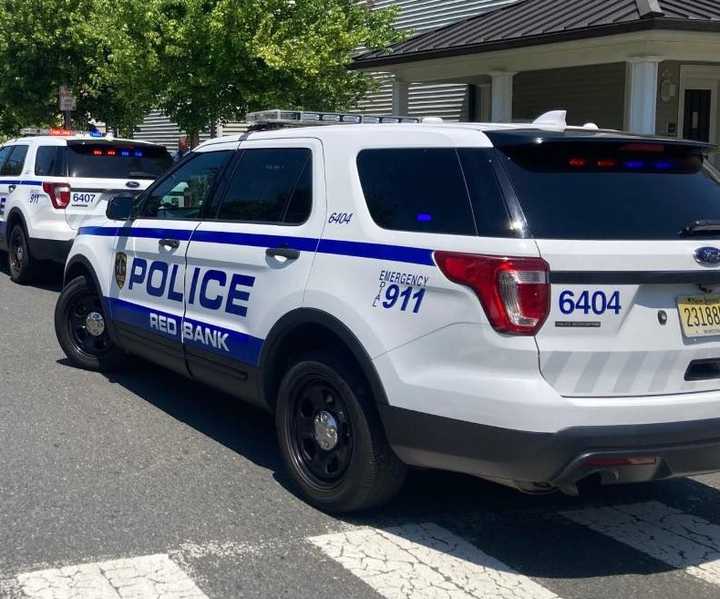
(532, 110), (567, 130)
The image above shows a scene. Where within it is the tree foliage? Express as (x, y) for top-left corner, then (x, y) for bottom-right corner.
(0, 0), (401, 137)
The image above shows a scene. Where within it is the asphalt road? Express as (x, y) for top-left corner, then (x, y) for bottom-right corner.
(2, 259), (720, 599)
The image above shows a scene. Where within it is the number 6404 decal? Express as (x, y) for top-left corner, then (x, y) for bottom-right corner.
(559, 290), (622, 315)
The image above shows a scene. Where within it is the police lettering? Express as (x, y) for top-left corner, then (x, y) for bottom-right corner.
(128, 258), (254, 316)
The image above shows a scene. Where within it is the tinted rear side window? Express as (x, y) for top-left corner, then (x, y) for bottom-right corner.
(498, 141), (720, 240)
(35, 146), (65, 176)
(65, 143), (172, 179)
(2, 145), (29, 176)
(356, 148), (511, 236)
(216, 148), (312, 224)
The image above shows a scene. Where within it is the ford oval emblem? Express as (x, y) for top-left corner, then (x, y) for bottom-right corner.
(695, 247), (720, 266)
(126, 181), (140, 189)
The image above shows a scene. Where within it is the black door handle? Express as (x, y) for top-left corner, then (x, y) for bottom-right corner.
(266, 247), (300, 260)
(8, 184), (16, 192)
(159, 238), (180, 250)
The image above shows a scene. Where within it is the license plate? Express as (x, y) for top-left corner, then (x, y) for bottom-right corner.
(70, 192), (97, 206)
(677, 295), (720, 338)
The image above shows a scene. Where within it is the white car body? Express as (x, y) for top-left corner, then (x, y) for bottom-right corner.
(0, 134), (171, 267)
(61, 113), (720, 494)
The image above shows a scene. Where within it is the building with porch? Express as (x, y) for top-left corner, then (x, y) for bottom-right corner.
(352, 0), (720, 145)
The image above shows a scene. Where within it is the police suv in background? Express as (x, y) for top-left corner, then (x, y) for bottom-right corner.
(0, 129), (172, 283)
(54, 109), (720, 512)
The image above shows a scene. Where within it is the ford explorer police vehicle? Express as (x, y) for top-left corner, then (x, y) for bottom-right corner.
(54, 109), (720, 513)
(0, 129), (172, 283)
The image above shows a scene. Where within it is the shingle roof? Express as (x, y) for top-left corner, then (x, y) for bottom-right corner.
(353, 0), (720, 68)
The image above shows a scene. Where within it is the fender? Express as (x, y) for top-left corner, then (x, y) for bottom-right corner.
(259, 307), (390, 408)
(64, 254), (121, 346)
(4, 207), (28, 239)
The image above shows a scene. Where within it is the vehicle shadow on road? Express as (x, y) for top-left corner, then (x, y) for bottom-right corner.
(0, 254), (64, 292)
(58, 354), (720, 586)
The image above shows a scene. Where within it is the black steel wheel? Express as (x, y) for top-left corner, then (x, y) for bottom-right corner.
(7, 224), (34, 284)
(55, 275), (124, 371)
(276, 351), (407, 513)
(289, 377), (354, 487)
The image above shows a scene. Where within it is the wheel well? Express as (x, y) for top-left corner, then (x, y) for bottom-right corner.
(65, 260), (93, 287)
(6, 210), (26, 237)
(263, 321), (374, 412)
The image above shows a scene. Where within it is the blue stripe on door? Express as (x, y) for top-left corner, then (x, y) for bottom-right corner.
(79, 226), (436, 266)
(107, 297), (264, 366)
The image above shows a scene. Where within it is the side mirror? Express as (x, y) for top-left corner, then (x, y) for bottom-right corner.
(106, 195), (134, 220)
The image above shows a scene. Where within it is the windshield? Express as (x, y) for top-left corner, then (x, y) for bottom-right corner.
(498, 141), (720, 240)
(65, 143), (172, 179)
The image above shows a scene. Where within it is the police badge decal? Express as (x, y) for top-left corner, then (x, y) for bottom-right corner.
(114, 252), (127, 289)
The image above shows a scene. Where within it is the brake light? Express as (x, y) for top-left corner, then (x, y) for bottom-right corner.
(434, 252), (550, 335)
(42, 182), (71, 209)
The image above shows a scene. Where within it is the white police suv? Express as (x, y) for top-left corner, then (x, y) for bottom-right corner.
(54, 109), (720, 512)
(0, 129), (171, 283)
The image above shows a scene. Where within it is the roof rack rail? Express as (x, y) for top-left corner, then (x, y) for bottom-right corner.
(246, 109), (421, 129)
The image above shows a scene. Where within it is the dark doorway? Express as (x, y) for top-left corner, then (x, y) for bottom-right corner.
(684, 89), (712, 142)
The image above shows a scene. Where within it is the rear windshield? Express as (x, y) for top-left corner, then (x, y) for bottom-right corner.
(498, 141), (720, 240)
(36, 143), (172, 179)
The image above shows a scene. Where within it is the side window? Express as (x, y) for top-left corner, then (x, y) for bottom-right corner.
(140, 150), (232, 219)
(356, 149), (476, 236)
(458, 150), (513, 237)
(0, 146), (13, 175)
(216, 148), (312, 224)
(1, 145), (29, 177)
(35, 146), (66, 176)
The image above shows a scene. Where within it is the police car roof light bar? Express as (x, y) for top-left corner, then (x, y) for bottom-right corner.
(247, 109), (421, 127)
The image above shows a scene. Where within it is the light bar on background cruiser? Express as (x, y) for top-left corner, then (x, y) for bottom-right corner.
(20, 127), (108, 137)
(246, 109), (421, 126)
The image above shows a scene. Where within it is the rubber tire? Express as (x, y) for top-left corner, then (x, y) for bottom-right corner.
(276, 351), (407, 513)
(55, 275), (124, 372)
(7, 224), (35, 284)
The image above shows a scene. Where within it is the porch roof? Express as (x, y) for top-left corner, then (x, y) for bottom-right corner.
(353, 0), (720, 70)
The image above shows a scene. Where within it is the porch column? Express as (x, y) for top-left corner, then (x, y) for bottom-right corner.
(626, 58), (662, 134)
(392, 77), (409, 115)
(489, 72), (515, 122)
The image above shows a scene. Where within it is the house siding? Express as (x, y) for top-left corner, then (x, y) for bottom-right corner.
(513, 63), (627, 129)
(358, 0), (516, 121)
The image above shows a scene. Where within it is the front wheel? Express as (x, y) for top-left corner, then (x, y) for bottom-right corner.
(276, 352), (407, 513)
(55, 275), (124, 371)
(7, 224), (35, 284)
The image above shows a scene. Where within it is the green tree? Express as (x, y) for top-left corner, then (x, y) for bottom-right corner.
(0, 0), (158, 134)
(148, 0), (401, 141)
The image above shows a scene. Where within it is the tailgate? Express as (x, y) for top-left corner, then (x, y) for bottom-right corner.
(65, 178), (151, 230)
(537, 240), (720, 397)
(488, 133), (720, 397)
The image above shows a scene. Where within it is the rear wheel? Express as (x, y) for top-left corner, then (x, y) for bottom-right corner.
(55, 275), (124, 371)
(276, 352), (406, 513)
(7, 224), (35, 284)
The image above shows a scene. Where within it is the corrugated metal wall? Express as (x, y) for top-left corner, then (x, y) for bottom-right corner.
(357, 0), (516, 121)
(135, 0), (516, 145)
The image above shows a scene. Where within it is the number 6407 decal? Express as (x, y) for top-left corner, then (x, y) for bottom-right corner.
(559, 290), (622, 315)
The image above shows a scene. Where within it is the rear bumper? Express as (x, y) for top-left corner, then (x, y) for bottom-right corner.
(29, 238), (73, 263)
(379, 405), (720, 490)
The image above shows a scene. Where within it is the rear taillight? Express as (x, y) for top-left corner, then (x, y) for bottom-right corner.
(434, 252), (550, 335)
(42, 182), (71, 209)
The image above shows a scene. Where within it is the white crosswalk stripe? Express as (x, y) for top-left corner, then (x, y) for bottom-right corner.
(14, 554), (208, 599)
(563, 500), (720, 587)
(309, 522), (561, 599)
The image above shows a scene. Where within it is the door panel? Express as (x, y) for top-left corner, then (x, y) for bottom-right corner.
(183, 140), (325, 401)
(107, 147), (235, 375)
